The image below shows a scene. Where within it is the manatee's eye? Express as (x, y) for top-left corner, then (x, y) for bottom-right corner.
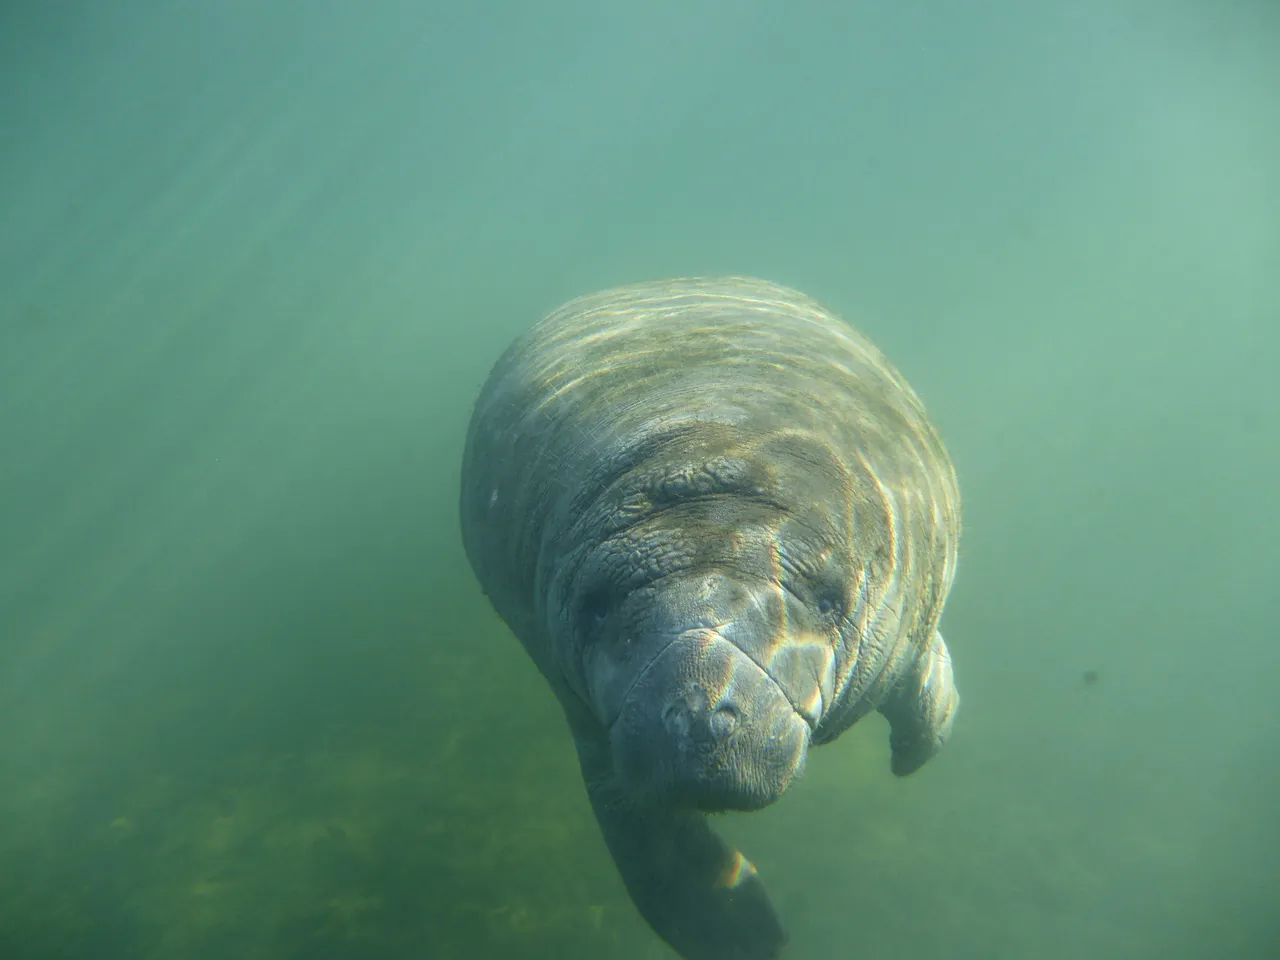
(576, 588), (612, 637)
(813, 585), (846, 623)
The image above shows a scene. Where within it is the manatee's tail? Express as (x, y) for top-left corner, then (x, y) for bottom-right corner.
(878, 629), (960, 777)
(566, 705), (786, 960)
(584, 777), (786, 960)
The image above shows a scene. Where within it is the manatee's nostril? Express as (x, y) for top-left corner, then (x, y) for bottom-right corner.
(662, 690), (738, 744)
(709, 704), (739, 738)
(662, 700), (692, 739)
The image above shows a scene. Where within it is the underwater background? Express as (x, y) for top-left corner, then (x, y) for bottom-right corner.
(2, 1), (1278, 958)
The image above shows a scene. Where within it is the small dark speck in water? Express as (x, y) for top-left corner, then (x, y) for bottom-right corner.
(1082, 670), (1099, 687)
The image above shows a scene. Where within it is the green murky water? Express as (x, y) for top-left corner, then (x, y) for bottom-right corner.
(2, 2), (1278, 958)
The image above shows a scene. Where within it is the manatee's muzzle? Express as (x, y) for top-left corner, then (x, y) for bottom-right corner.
(610, 629), (810, 812)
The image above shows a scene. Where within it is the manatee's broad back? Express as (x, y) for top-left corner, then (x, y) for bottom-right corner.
(460, 277), (961, 960)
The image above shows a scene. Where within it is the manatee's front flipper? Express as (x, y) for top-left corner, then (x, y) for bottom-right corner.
(878, 628), (960, 777)
(565, 707), (786, 960)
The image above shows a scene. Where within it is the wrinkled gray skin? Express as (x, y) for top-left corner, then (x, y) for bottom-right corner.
(460, 277), (961, 960)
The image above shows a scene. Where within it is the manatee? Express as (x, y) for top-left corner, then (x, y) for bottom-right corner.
(459, 277), (961, 960)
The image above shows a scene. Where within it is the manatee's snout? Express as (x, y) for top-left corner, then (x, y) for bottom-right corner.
(661, 686), (740, 743)
(611, 628), (810, 813)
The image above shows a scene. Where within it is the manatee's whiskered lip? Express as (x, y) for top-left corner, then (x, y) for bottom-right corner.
(716, 617), (823, 730)
(607, 629), (682, 732)
(753, 656), (816, 733)
(607, 628), (813, 737)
